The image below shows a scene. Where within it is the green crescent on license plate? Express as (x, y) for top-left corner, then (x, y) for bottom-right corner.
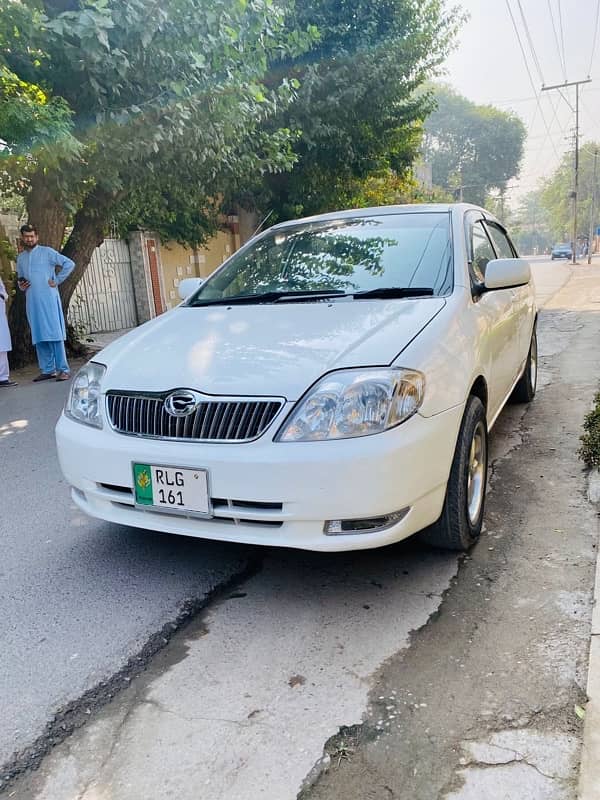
(133, 464), (210, 514)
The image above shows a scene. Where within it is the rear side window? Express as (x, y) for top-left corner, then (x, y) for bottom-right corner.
(485, 222), (516, 259)
(470, 222), (496, 282)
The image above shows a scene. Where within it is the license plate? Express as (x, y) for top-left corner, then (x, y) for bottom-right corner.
(133, 464), (210, 515)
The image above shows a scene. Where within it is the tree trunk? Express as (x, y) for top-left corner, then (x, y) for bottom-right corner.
(59, 189), (112, 311)
(25, 172), (68, 250)
(235, 204), (261, 245)
(7, 288), (36, 368)
(59, 188), (117, 356)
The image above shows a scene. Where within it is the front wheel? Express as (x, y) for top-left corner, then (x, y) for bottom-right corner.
(422, 396), (488, 551)
(510, 325), (537, 404)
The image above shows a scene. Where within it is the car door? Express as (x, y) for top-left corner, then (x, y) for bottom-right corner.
(468, 218), (519, 419)
(484, 220), (533, 374)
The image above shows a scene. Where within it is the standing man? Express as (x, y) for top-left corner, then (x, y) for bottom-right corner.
(0, 274), (16, 387)
(17, 224), (75, 382)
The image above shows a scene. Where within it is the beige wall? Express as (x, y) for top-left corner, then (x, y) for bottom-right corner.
(158, 230), (239, 310)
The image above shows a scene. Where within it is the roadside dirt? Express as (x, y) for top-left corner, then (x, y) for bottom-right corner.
(301, 298), (600, 799)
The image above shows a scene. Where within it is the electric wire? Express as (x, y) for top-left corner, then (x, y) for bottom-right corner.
(580, 86), (600, 137)
(589, 0), (600, 78)
(516, 0), (544, 84)
(514, 0), (565, 172)
(504, 0), (562, 161)
(557, 0), (568, 81)
(557, 87), (574, 112)
(547, 0), (567, 81)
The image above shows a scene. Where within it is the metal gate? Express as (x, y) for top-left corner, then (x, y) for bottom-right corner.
(69, 239), (138, 334)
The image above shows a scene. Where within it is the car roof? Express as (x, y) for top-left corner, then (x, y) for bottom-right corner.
(266, 203), (504, 231)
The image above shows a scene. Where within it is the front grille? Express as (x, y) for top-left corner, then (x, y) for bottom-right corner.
(106, 393), (283, 442)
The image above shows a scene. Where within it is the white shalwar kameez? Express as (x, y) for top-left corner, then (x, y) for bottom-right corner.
(0, 276), (12, 382)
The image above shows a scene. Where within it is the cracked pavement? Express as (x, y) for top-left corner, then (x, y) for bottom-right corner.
(2, 259), (600, 800)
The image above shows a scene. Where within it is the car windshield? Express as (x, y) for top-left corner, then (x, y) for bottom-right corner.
(189, 212), (453, 305)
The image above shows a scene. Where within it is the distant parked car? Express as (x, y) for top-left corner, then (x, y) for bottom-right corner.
(56, 204), (537, 553)
(551, 243), (572, 260)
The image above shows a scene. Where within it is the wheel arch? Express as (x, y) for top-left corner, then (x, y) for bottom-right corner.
(469, 376), (488, 415)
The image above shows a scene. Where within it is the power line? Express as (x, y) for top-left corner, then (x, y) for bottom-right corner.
(504, 0), (561, 161)
(582, 143), (600, 156)
(514, 0), (567, 169)
(580, 86), (600, 135)
(547, 0), (567, 81)
(557, 87), (574, 111)
(589, 0), (600, 78)
(542, 78), (592, 264)
(557, 0), (568, 80)
(516, 0), (544, 84)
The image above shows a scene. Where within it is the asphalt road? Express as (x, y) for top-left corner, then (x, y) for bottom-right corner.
(0, 368), (253, 770)
(0, 257), (583, 794)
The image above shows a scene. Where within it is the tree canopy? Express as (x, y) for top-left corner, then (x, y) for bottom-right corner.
(1, 0), (319, 363)
(423, 85), (526, 206)
(0, 0), (315, 246)
(539, 143), (600, 243)
(506, 190), (553, 255)
(250, 0), (460, 221)
(0, 0), (461, 364)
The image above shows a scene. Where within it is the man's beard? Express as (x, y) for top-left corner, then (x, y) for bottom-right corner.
(22, 242), (35, 250)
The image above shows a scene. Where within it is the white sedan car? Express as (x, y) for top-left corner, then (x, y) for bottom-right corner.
(56, 204), (537, 552)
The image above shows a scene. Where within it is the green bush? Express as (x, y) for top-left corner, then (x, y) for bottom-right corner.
(579, 392), (600, 469)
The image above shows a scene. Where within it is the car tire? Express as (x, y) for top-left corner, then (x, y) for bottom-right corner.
(510, 325), (537, 404)
(421, 396), (488, 551)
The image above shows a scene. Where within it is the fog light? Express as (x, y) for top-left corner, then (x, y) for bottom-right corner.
(323, 508), (409, 536)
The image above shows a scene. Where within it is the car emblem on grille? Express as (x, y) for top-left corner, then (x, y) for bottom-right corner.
(164, 390), (203, 417)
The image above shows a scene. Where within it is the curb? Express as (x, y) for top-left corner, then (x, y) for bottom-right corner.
(578, 469), (600, 799)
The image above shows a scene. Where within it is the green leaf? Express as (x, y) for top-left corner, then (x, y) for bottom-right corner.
(169, 81), (186, 97)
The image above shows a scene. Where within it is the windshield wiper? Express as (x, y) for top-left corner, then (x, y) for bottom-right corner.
(352, 287), (435, 300)
(191, 289), (346, 306)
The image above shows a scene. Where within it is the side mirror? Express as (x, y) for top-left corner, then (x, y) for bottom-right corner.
(178, 277), (204, 300)
(484, 258), (531, 290)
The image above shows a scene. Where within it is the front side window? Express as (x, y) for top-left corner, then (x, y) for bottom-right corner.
(485, 222), (516, 259)
(470, 222), (496, 282)
(189, 213), (453, 305)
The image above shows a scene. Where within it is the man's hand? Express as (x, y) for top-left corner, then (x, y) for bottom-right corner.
(18, 279), (30, 291)
(48, 278), (57, 288)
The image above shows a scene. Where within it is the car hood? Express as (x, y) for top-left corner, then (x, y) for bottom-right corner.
(98, 298), (445, 400)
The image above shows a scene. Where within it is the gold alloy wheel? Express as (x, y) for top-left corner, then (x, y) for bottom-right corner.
(529, 331), (538, 392)
(467, 420), (487, 525)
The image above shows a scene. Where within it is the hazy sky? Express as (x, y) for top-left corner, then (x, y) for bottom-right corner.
(443, 0), (600, 203)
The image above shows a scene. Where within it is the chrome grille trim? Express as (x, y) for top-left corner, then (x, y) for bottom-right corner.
(106, 392), (284, 442)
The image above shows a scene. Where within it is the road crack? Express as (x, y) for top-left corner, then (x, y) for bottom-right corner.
(0, 557), (263, 795)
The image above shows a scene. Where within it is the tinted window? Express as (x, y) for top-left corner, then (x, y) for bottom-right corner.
(190, 213), (453, 303)
(486, 222), (515, 259)
(471, 222), (496, 282)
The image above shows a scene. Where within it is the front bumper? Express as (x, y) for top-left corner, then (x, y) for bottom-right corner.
(55, 403), (464, 552)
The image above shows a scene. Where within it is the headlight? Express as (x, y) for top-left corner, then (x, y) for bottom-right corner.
(65, 362), (106, 428)
(276, 368), (425, 442)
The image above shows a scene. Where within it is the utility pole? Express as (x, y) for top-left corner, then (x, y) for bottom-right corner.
(542, 78), (592, 265)
(588, 148), (598, 264)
